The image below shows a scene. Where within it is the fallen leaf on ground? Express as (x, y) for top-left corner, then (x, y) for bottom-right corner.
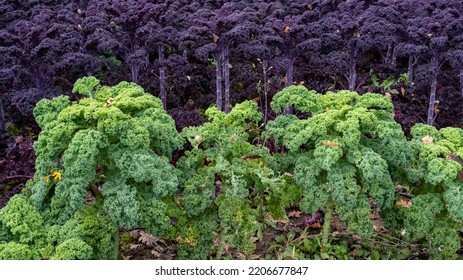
(139, 231), (159, 246)
(129, 244), (142, 250)
(151, 250), (162, 258)
(287, 210), (301, 218)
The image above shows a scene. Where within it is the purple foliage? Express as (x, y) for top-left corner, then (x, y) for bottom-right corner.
(0, 134), (35, 208)
(183, 1), (259, 113)
(1, 0), (463, 135)
(0, 1), (97, 122)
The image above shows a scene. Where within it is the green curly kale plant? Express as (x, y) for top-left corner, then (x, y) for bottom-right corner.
(397, 124), (463, 259)
(0, 77), (184, 259)
(267, 86), (411, 243)
(0, 191), (118, 259)
(175, 101), (294, 259)
(31, 76), (183, 228)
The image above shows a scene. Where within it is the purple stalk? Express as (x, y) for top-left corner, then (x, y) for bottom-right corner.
(427, 75), (437, 125)
(130, 63), (140, 84)
(348, 48), (357, 92)
(285, 59), (294, 88)
(391, 45), (398, 68)
(215, 51), (223, 111)
(460, 69), (463, 98)
(282, 57), (294, 115)
(223, 45), (230, 114)
(385, 43), (392, 64)
(289, 212), (321, 228)
(158, 45), (167, 109)
(407, 55), (416, 87)
(427, 54), (439, 125)
(262, 59), (269, 123)
(0, 99), (4, 132)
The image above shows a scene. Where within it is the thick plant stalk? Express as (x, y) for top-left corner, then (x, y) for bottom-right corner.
(391, 45), (398, 68)
(158, 45), (167, 110)
(460, 69), (463, 98)
(223, 45), (230, 114)
(282, 58), (294, 115)
(407, 55), (417, 87)
(427, 54), (439, 125)
(130, 63), (140, 84)
(385, 43), (392, 64)
(262, 59), (269, 123)
(0, 100), (4, 132)
(215, 52), (223, 111)
(216, 227), (227, 260)
(427, 74), (438, 125)
(322, 198), (334, 247)
(348, 47), (357, 92)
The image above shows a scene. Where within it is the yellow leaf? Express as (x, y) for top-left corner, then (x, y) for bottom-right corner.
(284, 26), (290, 33)
(323, 140), (339, 147)
(44, 176), (50, 183)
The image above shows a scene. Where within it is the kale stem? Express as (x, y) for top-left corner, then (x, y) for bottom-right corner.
(216, 227), (226, 260)
(322, 198), (334, 247)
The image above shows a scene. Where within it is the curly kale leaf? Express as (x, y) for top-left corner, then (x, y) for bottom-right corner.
(0, 243), (34, 260)
(101, 179), (140, 229)
(268, 87), (409, 237)
(109, 148), (178, 198)
(403, 194), (444, 241)
(270, 85), (323, 114)
(427, 220), (461, 260)
(52, 239), (93, 260)
(28, 77), (182, 236)
(0, 194), (46, 247)
(33, 95), (70, 129)
(72, 76), (100, 97)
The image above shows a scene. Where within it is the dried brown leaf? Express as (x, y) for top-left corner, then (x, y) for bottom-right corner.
(287, 210), (301, 218)
(151, 250), (162, 258)
(129, 230), (141, 239)
(129, 244), (142, 250)
(421, 135), (433, 145)
(139, 231), (159, 246)
(396, 199), (412, 208)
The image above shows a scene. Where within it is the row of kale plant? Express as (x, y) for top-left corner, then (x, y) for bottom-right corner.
(0, 77), (462, 259)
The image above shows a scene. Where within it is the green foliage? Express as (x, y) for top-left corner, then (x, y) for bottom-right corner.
(267, 86), (411, 238)
(0, 77), (182, 259)
(268, 230), (349, 260)
(0, 192), (118, 260)
(72, 76), (100, 97)
(52, 239), (93, 260)
(0, 243), (34, 260)
(176, 100), (288, 258)
(31, 77), (183, 227)
(270, 85), (322, 114)
(4, 77), (463, 260)
(370, 73), (408, 94)
(400, 124), (463, 259)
